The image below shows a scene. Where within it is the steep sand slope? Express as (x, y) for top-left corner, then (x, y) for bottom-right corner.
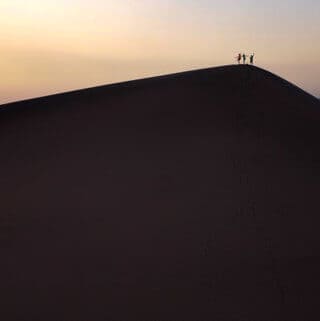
(1, 65), (320, 321)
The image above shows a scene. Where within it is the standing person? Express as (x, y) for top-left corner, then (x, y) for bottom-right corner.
(242, 53), (247, 64)
(237, 53), (241, 64)
(250, 53), (255, 64)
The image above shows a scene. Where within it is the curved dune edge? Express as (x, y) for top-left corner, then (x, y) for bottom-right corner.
(1, 65), (320, 321)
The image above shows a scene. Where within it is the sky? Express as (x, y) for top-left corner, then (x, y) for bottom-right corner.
(0, 0), (319, 104)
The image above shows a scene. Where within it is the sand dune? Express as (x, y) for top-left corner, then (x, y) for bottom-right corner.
(1, 65), (320, 321)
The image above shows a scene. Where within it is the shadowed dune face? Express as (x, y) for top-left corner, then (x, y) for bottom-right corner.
(1, 65), (320, 321)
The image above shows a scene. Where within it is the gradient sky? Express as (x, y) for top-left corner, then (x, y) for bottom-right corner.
(0, 0), (319, 104)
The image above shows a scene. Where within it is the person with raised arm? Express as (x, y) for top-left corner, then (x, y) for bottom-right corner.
(250, 53), (255, 65)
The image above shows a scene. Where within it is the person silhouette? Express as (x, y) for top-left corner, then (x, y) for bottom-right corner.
(250, 53), (255, 65)
(242, 54), (247, 64)
(237, 53), (241, 64)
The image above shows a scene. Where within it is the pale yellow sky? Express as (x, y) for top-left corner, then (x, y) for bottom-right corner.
(1, 0), (319, 104)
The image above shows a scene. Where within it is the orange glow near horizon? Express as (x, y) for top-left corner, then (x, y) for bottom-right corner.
(0, 0), (319, 104)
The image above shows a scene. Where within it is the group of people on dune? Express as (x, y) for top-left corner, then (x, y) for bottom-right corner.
(237, 53), (254, 65)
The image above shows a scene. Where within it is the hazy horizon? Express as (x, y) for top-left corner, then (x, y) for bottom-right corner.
(1, 0), (319, 104)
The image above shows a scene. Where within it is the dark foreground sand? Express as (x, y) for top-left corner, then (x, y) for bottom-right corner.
(1, 65), (320, 321)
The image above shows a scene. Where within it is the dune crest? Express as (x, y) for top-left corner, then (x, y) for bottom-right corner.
(1, 65), (320, 321)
